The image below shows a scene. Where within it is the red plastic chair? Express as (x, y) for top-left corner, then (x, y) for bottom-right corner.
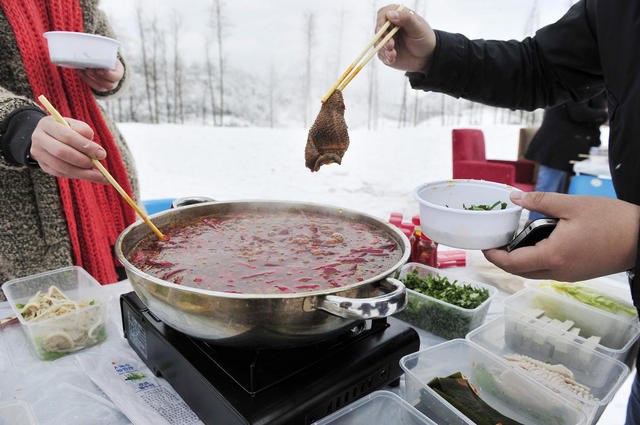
(452, 129), (536, 192)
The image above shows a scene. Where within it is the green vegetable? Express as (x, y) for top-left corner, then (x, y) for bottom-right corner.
(402, 271), (489, 309)
(426, 372), (524, 425)
(396, 271), (491, 339)
(15, 303), (25, 309)
(463, 201), (508, 211)
(543, 281), (637, 317)
(89, 300), (96, 305)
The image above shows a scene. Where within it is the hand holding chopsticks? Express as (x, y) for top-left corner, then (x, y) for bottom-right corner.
(322, 4), (405, 103)
(37, 95), (166, 240)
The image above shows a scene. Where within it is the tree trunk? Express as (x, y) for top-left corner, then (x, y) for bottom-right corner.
(304, 13), (315, 128)
(135, 6), (153, 122)
(215, 0), (224, 126)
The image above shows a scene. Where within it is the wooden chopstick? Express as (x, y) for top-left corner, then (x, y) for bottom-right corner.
(37, 95), (166, 241)
(321, 4), (405, 103)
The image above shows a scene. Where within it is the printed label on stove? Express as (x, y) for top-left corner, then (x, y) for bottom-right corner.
(126, 308), (148, 359)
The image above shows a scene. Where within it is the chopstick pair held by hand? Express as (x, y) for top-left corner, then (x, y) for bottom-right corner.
(321, 4), (405, 103)
(37, 95), (166, 240)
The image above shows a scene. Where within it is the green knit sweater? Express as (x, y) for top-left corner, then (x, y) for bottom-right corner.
(0, 0), (140, 300)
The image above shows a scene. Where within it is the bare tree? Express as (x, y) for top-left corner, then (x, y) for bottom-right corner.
(268, 64), (277, 128)
(171, 13), (185, 124)
(150, 15), (160, 123)
(135, 5), (153, 122)
(398, 77), (408, 128)
(207, 0), (226, 126)
(160, 33), (171, 123)
(524, 0), (539, 37)
(304, 12), (315, 128)
(205, 36), (218, 125)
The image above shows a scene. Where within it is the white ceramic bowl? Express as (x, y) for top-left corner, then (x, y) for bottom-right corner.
(414, 179), (523, 249)
(43, 31), (119, 69)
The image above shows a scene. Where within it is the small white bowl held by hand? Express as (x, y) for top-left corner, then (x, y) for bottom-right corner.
(43, 31), (119, 69)
(414, 179), (523, 249)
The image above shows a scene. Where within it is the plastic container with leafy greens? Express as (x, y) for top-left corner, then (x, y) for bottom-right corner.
(395, 263), (496, 339)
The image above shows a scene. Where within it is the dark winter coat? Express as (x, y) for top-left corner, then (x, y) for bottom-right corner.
(525, 93), (607, 172)
(407, 0), (640, 315)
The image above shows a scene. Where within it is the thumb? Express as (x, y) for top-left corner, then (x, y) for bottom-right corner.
(510, 191), (572, 218)
(385, 7), (427, 39)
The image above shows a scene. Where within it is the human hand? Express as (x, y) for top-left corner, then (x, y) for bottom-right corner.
(30, 115), (108, 184)
(376, 4), (436, 72)
(483, 191), (640, 281)
(76, 59), (124, 92)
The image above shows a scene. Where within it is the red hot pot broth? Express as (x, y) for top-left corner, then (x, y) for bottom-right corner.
(128, 209), (403, 294)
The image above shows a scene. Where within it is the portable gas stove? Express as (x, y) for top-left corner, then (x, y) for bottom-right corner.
(121, 291), (420, 425)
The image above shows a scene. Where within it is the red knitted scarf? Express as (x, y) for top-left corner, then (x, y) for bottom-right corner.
(1, 0), (137, 283)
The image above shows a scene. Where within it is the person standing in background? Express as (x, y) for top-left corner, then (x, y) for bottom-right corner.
(375, 2), (640, 421)
(0, 0), (140, 301)
(526, 92), (608, 221)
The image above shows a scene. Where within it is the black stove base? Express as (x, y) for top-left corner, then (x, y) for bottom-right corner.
(121, 292), (419, 425)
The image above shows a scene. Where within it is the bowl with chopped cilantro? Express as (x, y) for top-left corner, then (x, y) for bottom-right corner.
(414, 179), (523, 249)
(395, 263), (497, 339)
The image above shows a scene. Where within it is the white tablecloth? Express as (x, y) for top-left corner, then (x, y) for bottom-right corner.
(0, 266), (633, 425)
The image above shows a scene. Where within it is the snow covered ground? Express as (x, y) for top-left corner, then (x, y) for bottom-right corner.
(120, 122), (521, 219)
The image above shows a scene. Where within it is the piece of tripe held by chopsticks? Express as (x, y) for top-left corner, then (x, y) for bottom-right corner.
(305, 90), (349, 172)
(305, 5), (404, 172)
(37, 94), (166, 240)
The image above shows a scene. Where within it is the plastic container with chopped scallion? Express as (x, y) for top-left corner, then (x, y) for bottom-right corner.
(395, 263), (496, 339)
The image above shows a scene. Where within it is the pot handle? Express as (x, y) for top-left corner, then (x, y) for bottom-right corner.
(315, 277), (407, 320)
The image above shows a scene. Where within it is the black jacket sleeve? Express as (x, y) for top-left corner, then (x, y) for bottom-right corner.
(0, 106), (45, 167)
(407, 0), (604, 111)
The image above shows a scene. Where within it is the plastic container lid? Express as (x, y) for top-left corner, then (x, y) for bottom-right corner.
(312, 391), (436, 424)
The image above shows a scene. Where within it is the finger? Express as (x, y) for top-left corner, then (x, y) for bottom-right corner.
(37, 154), (108, 184)
(376, 4), (401, 31)
(385, 7), (424, 39)
(31, 131), (96, 170)
(93, 68), (121, 84)
(41, 118), (106, 162)
(482, 243), (552, 276)
(509, 191), (576, 219)
(85, 71), (116, 91)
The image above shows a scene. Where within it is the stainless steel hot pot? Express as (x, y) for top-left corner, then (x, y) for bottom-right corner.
(115, 200), (410, 348)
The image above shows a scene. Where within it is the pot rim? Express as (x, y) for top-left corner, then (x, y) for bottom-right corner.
(115, 199), (411, 300)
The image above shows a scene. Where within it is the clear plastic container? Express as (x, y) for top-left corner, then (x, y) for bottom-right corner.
(467, 316), (629, 424)
(0, 399), (39, 425)
(400, 339), (587, 425)
(503, 287), (640, 368)
(312, 391), (436, 425)
(395, 263), (497, 339)
(524, 279), (638, 324)
(4, 266), (108, 361)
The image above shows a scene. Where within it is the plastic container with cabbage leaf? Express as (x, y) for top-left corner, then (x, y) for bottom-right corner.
(4, 266), (107, 360)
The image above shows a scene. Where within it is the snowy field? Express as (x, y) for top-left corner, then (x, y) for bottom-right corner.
(121, 123), (520, 219)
